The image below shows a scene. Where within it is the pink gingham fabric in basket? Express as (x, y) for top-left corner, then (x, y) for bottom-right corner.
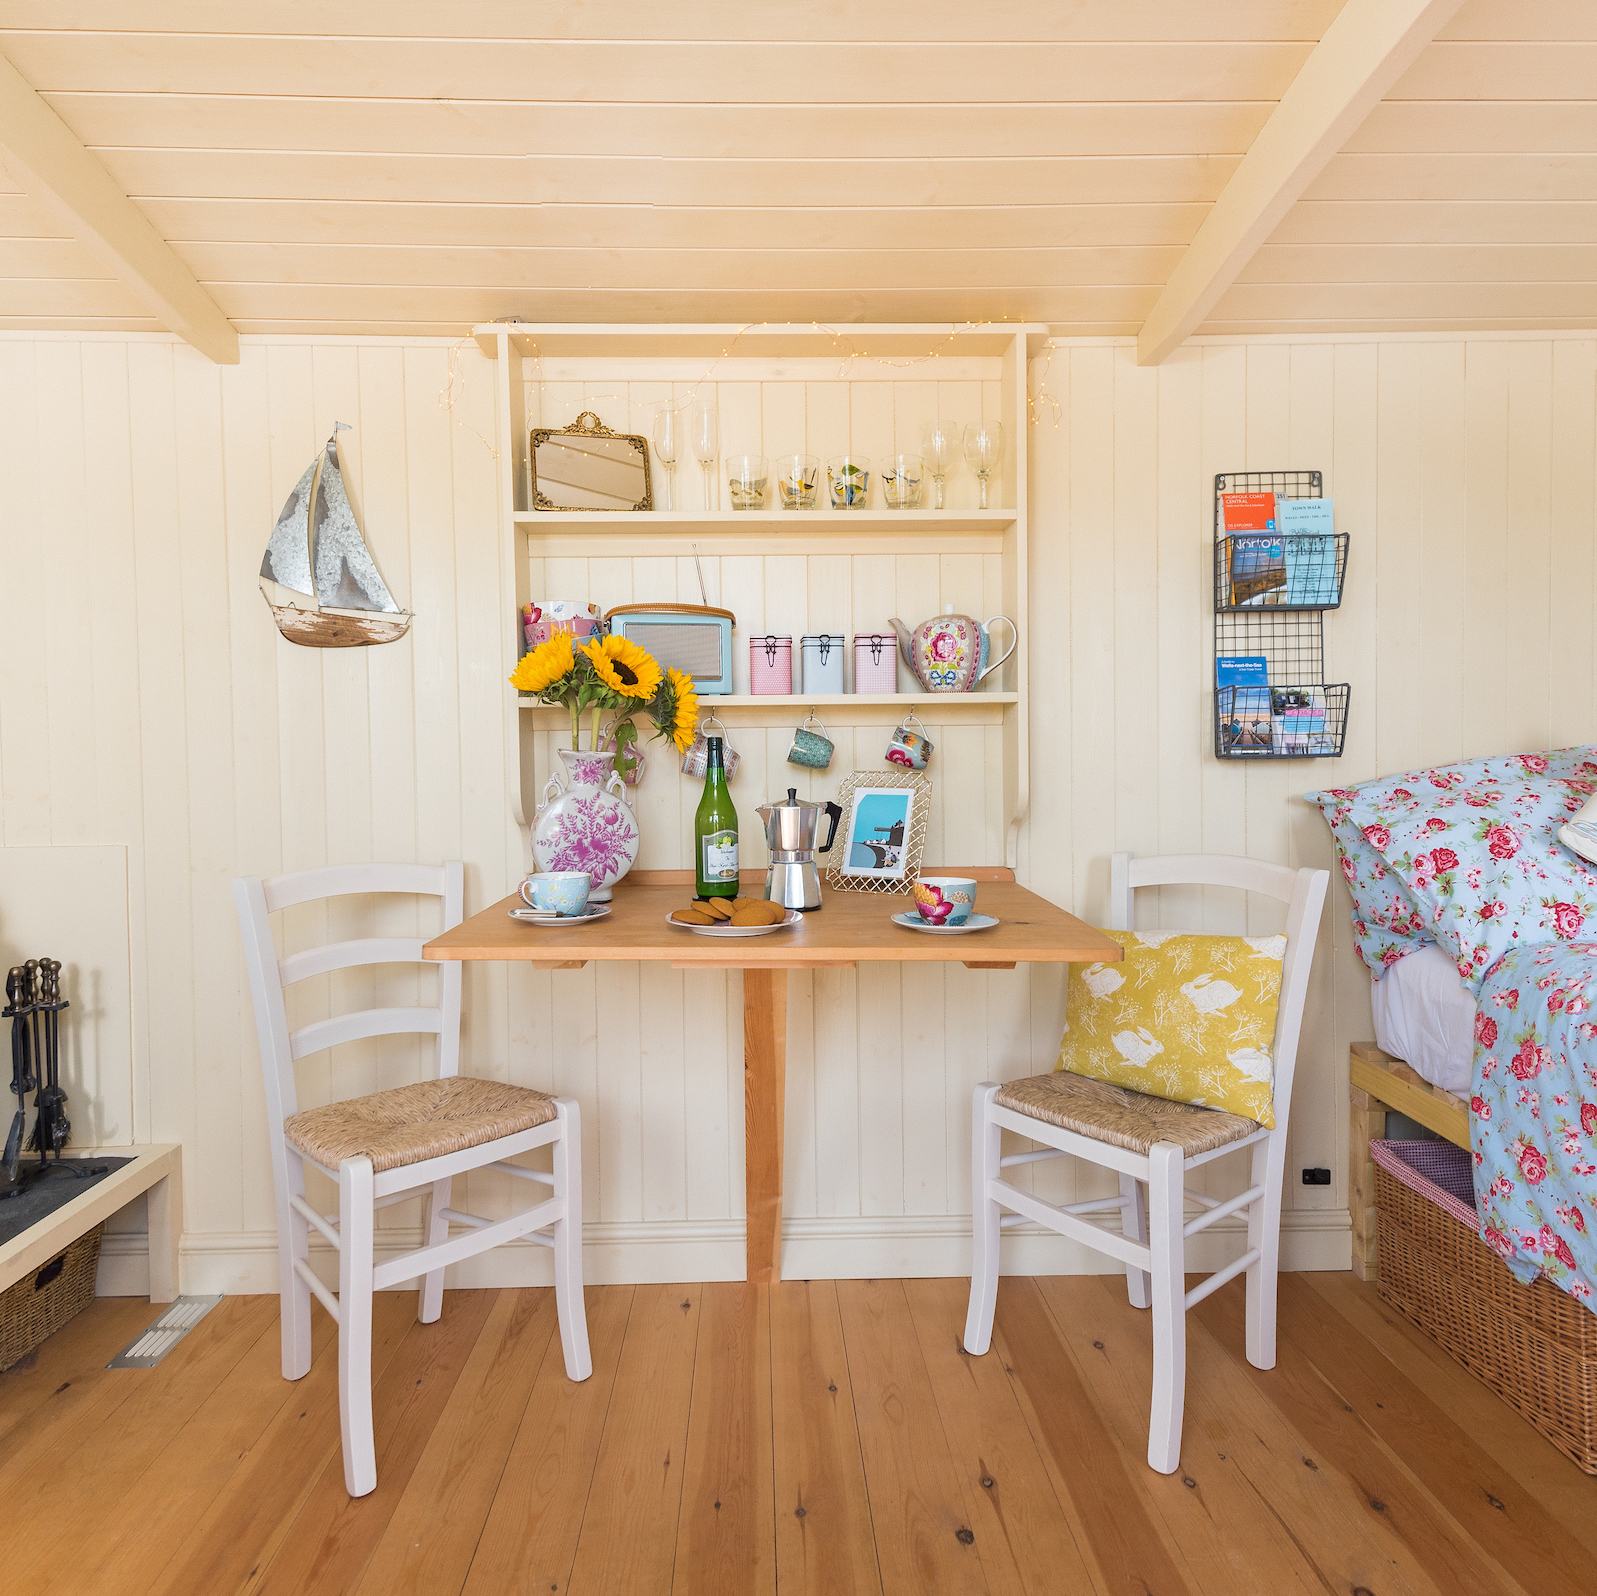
(1369, 1137), (1479, 1230)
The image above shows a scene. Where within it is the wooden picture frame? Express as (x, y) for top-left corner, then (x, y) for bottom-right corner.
(825, 770), (931, 893)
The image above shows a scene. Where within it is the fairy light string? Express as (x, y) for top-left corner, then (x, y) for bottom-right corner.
(437, 334), (502, 460)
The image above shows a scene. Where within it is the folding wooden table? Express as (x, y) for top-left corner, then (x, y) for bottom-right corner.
(423, 866), (1120, 1282)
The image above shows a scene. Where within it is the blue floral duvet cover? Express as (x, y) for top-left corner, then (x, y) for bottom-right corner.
(1472, 942), (1597, 1312)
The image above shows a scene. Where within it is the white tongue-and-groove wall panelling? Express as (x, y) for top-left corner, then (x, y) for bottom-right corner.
(0, 331), (1590, 1292)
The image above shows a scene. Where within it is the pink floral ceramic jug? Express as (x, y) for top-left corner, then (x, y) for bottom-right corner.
(889, 606), (1017, 693)
(532, 748), (639, 902)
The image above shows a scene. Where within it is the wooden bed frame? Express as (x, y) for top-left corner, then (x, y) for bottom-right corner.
(1349, 1042), (1470, 1282)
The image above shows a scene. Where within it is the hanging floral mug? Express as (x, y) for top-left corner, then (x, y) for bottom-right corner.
(885, 713), (933, 770)
(682, 715), (741, 779)
(532, 748), (640, 903)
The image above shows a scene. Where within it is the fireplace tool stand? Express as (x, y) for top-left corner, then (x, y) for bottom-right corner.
(3, 959), (105, 1200)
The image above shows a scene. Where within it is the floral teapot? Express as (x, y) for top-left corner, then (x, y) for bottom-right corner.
(889, 606), (1017, 693)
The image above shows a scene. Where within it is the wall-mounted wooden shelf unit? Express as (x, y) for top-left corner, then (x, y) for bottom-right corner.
(478, 321), (1040, 871)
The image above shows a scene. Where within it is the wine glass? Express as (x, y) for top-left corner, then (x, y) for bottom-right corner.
(690, 399), (719, 509)
(963, 422), (1003, 510)
(652, 408), (681, 511)
(922, 420), (958, 510)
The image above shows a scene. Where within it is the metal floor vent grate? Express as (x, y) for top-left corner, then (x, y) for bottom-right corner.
(107, 1294), (224, 1368)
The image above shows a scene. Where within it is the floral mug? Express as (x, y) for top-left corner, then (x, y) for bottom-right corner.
(682, 716), (740, 779)
(886, 714), (933, 770)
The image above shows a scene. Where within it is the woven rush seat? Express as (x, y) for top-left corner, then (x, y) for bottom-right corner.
(994, 1072), (1258, 1157)
(285, 1077), (558, 1174)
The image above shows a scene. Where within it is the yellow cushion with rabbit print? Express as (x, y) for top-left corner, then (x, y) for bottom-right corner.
(1055, 929), (1285, 1127)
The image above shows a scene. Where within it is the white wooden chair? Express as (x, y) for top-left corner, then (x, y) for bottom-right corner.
(234, 862), (591, 1498)
(963, 852), (1328, 1474)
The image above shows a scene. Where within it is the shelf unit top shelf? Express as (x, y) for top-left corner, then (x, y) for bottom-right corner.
(476, 321), (1049, 361)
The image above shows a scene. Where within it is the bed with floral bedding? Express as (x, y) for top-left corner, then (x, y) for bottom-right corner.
(1309, 747), (1597, 1316)
(1470, 941), (1597, 1309)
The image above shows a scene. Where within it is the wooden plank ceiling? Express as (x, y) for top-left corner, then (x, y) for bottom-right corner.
(0, 0), (1592, 339)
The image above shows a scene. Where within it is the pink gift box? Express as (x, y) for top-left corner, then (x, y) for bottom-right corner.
(853, 633), (899, 694)
(749, 635), (793, 694)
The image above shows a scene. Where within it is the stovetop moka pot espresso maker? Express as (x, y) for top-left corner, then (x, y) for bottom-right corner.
(757, 789), (842, 911)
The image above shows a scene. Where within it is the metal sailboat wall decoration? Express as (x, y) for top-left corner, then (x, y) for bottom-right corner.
(259, 423), (412, 648)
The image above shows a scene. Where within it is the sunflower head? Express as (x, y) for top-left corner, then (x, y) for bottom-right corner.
(582, 634), (662, 702)
(509, 631), (576, 696)
(664, 667), (699, 752)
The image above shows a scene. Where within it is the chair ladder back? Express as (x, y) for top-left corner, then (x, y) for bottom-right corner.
(1119, 852), (1302, 907)
(234, 875), (302, 1148)
(235, 861), (467, 1122)
(279, 937), (430, 986)
(439, 862), (462, 1077)
(1264, 866), (1329, 1118)
(288, 1006), (446, 1062)
(262, 861), (452, 914)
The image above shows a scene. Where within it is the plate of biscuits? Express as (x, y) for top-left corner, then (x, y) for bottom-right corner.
(667, 897), (800, 936)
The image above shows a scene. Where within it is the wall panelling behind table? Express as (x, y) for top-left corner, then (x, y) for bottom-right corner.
(2, 330), (1589, 1291)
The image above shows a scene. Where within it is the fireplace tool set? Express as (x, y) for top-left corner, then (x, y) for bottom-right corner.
(3, 958), (98, 1198)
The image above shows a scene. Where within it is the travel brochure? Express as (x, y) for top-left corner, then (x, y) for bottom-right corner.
(1216, 654), (1335, 756)
(1220, 492), (1338, 607)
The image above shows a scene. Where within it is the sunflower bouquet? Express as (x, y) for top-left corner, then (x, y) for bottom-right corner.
(509, 630), (698, 780)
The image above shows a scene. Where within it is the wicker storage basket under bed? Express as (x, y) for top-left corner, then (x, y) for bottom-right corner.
(0, 1224), (103, 1374)
(1370, 1139), (1597, 1473)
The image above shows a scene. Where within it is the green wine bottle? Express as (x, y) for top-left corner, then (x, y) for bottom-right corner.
(694, 737), (740, 899)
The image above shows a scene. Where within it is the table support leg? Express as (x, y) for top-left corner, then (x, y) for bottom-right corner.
(147, 1161), (182, 1303)
(743, 969), (787, 1284)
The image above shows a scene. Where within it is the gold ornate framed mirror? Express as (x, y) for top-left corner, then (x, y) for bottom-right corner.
(529, 411), (653, 512)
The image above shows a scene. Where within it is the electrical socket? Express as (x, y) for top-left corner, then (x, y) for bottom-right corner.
(1301, 1167), (1331, 1186)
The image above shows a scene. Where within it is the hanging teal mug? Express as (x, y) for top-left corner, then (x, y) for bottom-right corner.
(787, 714), (834, 770)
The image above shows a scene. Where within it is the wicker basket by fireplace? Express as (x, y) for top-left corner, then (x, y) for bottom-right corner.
(0, 1224), (103, 1373)
(1371, 1139), (1597, 1474)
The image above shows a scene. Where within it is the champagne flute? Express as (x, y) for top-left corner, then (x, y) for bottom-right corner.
(922, 420), (958, 510)
(691, 399), (719, 509)
(963, 421), (1004, 510)
(652, 408), (680, 511)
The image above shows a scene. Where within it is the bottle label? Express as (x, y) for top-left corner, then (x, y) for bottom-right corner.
(702, 831), (739, 881)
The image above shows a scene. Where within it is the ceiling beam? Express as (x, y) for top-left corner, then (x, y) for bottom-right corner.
(0, 49), (237, 363)
(1135, 0), (1465, 366)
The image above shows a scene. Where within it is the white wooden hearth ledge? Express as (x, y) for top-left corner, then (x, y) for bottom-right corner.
(0, 1144), (182, 1303)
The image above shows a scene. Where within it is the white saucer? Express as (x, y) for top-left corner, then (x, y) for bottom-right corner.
(666, 909), (802, 937)
(508, 904), (611, 926)
(891, 910), (999, 935)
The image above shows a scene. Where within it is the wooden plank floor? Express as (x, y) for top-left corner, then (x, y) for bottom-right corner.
(4, 1272), (1596, 1595)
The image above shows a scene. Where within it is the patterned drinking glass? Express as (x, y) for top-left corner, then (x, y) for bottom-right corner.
(883, 453), (923, 509)
(774, 453), (819, 509)
(726, 454), (768, 510)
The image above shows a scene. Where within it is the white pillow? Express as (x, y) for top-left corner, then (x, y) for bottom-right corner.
(1560, 790), (1597, 866)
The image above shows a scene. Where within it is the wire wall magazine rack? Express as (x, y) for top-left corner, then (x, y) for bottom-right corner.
(1213, 470), (1350, 761)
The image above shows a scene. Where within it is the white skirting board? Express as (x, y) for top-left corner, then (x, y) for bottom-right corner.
(97, 1209), (1352, 1296)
